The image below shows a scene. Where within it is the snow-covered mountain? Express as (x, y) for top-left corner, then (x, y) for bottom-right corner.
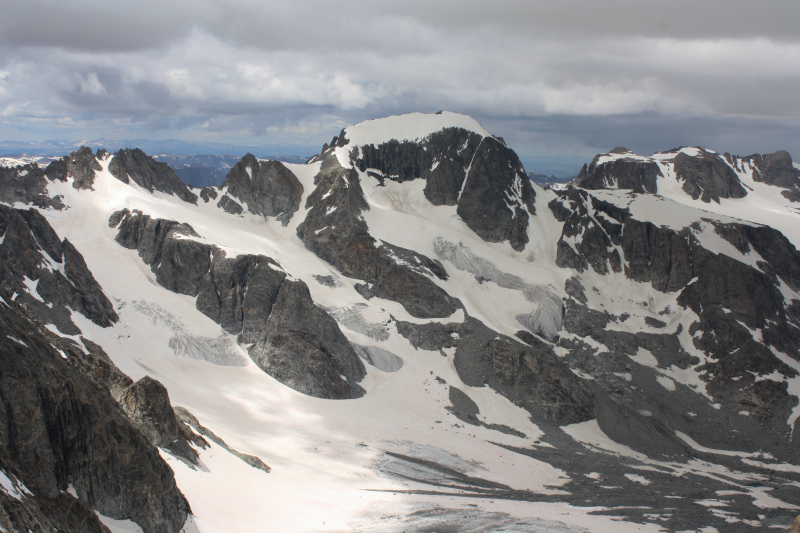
(1, 112), (799, 532)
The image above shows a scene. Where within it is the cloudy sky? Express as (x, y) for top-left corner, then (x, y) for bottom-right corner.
(1, 0), (799, 173)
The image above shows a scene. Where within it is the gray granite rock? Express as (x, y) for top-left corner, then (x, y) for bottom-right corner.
(219, 154), (303, 224)
(113, 210), (366, 399)
(0, 205), (118, 334)
(297, 154), (460, 319)
(108, 148), (197, 204)
(0, 300), (189, 533)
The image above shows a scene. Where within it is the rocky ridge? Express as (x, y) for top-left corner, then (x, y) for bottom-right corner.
(0, 297), (190, 533)
(111, 208), (367, 399)
(1, 114), (800, 531)
(574, 146), (800, 203)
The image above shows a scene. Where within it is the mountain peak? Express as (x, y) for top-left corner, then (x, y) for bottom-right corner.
(340, 111), (493, 148)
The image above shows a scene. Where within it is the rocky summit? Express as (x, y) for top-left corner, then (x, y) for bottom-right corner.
(0, 112), (799, 532)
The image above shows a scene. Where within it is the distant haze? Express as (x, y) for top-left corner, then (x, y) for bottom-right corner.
(1, 1), (799, 164)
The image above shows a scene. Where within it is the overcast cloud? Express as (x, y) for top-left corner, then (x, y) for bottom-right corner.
(1, 0), (799, 173)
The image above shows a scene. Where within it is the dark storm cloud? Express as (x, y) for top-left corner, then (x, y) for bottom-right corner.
(0, 0), (798, 163)
(4, 1), (799, 51)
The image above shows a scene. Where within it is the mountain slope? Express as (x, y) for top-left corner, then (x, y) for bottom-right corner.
(0, 113), (799, 532)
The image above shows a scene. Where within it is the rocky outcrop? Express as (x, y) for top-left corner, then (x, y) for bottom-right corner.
(174, 408), (270, 473)
(352, 127), (484, 206)
(47, 331), (203, 468)
(297, 155), (460, 319)
(0, 146), (107, 208)
(250, 280), (367, 398)
(0, 164), (65, 209)
(64, 146), (104, 190)
(456, 138), (536, 251)
(200, 186), (218, 202)
(397, 316), (596, 425)
(0, 299), (189, 533)
(0, 487), (109, 533)
(218, 154), (303, 224)
(550, 187), (624, 275)
(738, 150), (800, 201)
(217, 194), (244, 214)
(550, 186), (800, 442)
(112, 209), (366, 399)
(108, 148), (198, 204)
(0, 204), (118, 334)
(349, 128), (536, 251)
(118, 376), (200, 464)
(672, 150), (747, 203)
(574, 149), (661, 194)
(454, 318), (596, 425)
(577, 146), (753, 204)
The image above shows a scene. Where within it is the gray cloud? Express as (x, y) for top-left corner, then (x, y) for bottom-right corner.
(0, 0), (799, 169)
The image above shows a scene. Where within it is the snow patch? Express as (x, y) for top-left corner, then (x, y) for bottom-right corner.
(96, 513), (145, 533)
(0, 470), (32, 501)
(434, 238), (562, 340)
(6, 335), (27, 347)
(131, 301), (248, 366)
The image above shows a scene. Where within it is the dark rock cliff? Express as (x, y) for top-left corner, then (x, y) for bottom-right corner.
(574, 147), (749, 203)
(108, 148), (198, 204)
(111, 209), (366, 399)
(738, 150), (800, 201)
(397, 315), (596, 426)
(218, 154), (303, 225)
(297, 155), (460, 319)
(0, 164), (65, 209)
(575, 149), (661, 194)
(0, 300), (189, 533)
(672, 150), (747, 203)
(549, 187), (800, 453)
(348, 128), (536, 251)
(0, 204), (118, 334)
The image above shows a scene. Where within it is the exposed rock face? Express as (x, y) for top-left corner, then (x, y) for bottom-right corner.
(454, 318), (595, 425)
(0, 164), (65, 209)
(352, 127), (484, 206)
(0, 488), (109, 533)
(0, 204), (118, 334)
(118, 376), (199, 464)
(549, 186), (800, 446)
(738, 150), (800, 201)
(0, 300), (189, 533)
(550, 187), (624, 275)
(64, 146), (104, 190)
(575, 149), (661, 194)
(174, 407), (270, 473)
(397, 316), (596, 425)
(112, 209), (366, 399)
(672, 150), (747, 203)
(196, 252), (285, 343)
(200, 186), (218, 203)
(0, 145), (105, 199)
(218, 154), (303, 224)
(250, 280), (367, 398)
(108, 148), (198, 204)
(297, 155), (460, 319)
(349, 128), (536, 251)
(573, 148), (745, 203)
(217, 193), (244, 214)
(456, 138), (535, 251)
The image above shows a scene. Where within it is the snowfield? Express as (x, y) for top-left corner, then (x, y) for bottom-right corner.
(5, 116), (800, 532)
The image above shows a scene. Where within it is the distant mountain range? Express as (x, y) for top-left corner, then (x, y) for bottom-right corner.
(0, 138), (316, 159)
(526, 171), (574, 187)
(1, 112), (799, 531)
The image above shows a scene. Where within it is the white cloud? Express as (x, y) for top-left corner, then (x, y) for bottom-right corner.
(0, 1), (798, 162)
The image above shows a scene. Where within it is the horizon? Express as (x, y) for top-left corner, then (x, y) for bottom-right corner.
(1, 1), (799, 173)
(4, 111), (800, 179)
